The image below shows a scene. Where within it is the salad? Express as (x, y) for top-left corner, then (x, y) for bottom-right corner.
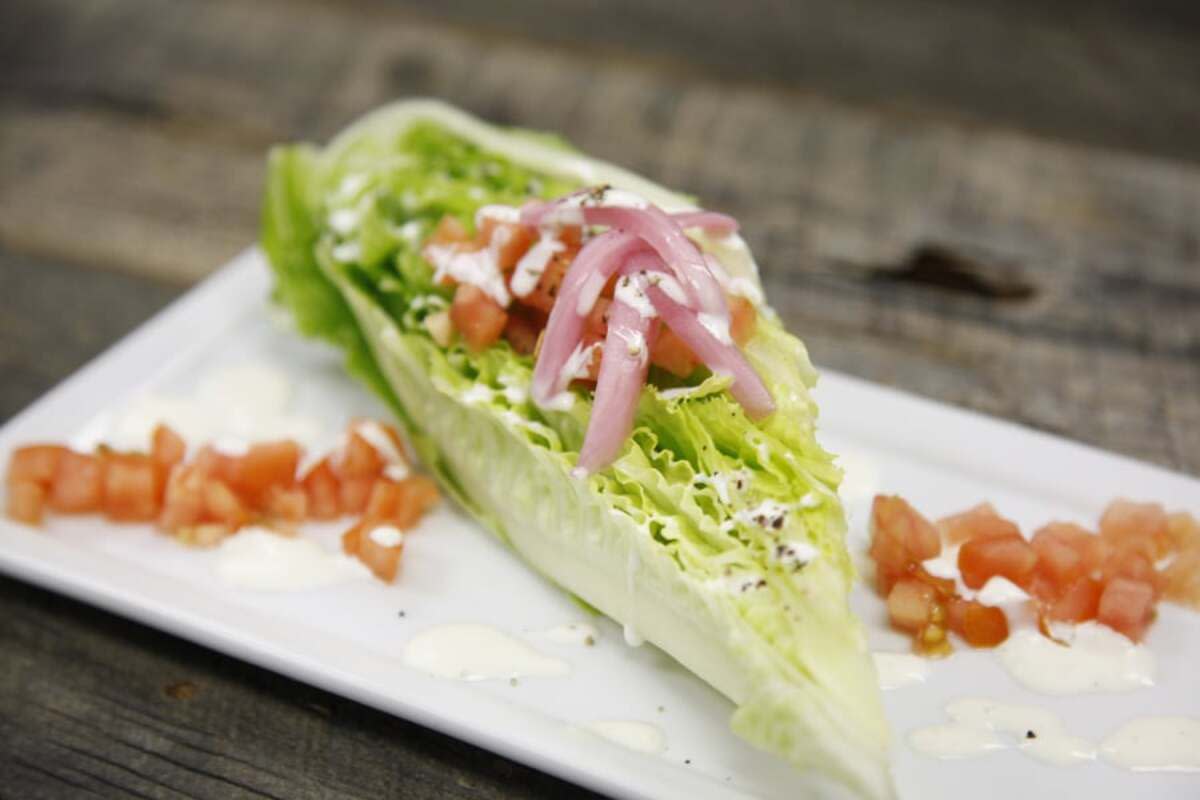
(261, 100), (892, 798)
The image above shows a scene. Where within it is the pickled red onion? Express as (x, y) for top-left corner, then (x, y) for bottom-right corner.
(575, 297), (660, 474)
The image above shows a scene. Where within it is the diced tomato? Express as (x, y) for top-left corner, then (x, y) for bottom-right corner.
(1166, 512), (1200, 553)
(558, 225), (584, 248)
(8, 444), (67, 487)
(869, 495), (942, 593)
(1044, 576), (1102, 622)
(428, 215), (471, 246)
(229, 440), (301, 504)
(336, 432), (385, 480)
(49, 451), (104, 513)
(363, 479), (404, 522)
(584, 297), (612, 339)
(1031, 531), (1083, 586)
(958, 533), (1038, 590)
(160, 465), (206, 531)
(1100, 499), (1170, 559)
(937, 503), (1021, 545)
(264, 485), (307, 523)
(450, 284), (508, 352)
(1161, 548), (1200, 609)
(193, 446), (238, 485)
(887, 578), (939, 632)
(503, 307), (543, 356)
(1101, 548), (1162, 597)
(1032, 522), (1105, 578)
(102, 453), (163, 522)
(571, 336), (604, 385)
(521, 248), (574, 315)
(650, 327), (699, 378)
(392, 475), (440, 529)
(1097, 577), (1155, 641)
(729, 295), (757, 345)
(339, 477), (374, 515)
(301, 457), (341, 519)
(952, 601), (1009, 648)
(341, 520), (403, 583)
(477, 218), (535, 270)
(7, 480), (45, 525)
(202, 479), (248, 527)
(151, 424), (186, 470)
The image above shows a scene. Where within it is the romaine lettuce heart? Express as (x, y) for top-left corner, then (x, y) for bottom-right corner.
(261, 99), (893, 799)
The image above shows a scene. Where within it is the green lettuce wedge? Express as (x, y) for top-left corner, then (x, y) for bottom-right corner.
(261, 99), (893, 799)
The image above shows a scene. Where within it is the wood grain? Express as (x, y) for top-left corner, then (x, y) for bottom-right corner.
(0, 0), (1198, 798)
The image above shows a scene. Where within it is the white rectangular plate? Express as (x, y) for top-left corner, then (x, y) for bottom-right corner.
(2, 249), (1198, 800)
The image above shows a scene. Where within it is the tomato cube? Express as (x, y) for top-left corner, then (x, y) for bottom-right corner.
(151, 424), (186, 470)
(650, 327), (699, 378)
(477, 218), (535, 270)
(230, 440), (301, 504)
(1044, 576), (1102, 622)
(869, 495), (942, 593)
(342, 520), (403, 583)
(202, 480), (248, 527)
(1161, 548), (1200, 609)
(887, 579), (939, 632)
(49, 451), (104, 513)
(958, 534), (1038, 590)
(1100, 499), (1170, 559)
(7, 480), (45, 525)
(503, 309), (543, 356)
(1097, 577), (1155, 641)
(938, 503), (1021, 545)
(8, 444), (67, 487)
(954, 601), (1009, 648)
(301, 457), (341, 519)
(339, 477), (374, 515)
(521, 248), (574, 315)
(450, 284), (508, 353)
(264, 485), (307, 523)
(729, 295), (757, 345)
(103, 453), (163, 522)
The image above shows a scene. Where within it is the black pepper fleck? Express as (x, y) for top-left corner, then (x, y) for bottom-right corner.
(1026, 730), (1037, 739)
(684, 759), (691, 765)
(398, 610), (407, 618)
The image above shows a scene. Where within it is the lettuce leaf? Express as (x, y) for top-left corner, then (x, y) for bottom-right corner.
(261, 99), (893, 799)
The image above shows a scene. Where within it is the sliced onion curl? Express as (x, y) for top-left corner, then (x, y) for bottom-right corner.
(575, 297), (661, 474)
(531, 231), (646, 408)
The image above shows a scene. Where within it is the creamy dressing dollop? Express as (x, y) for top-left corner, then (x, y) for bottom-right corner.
(997, 623), (1155, 695)
(402, 624), (570, 681)
(214, 528), (370, 591)
(584, 720), (666, 755)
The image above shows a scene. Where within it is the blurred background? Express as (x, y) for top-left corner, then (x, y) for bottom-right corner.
(1, 1), (1198, 796)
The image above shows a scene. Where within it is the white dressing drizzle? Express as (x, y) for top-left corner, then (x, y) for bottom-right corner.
(585, 720), (666, 755)
(613, 274), (657, 318)
(997, 623), (1155, 695)
(909, 698), (1096, 766)
(214, 528), (369, 592)
(511, 235), (564, 298)
(873, 652), (930, 690)
(402, 624), (570, 681)
(368, 525), (404, 548)
(1100, 717), (1200, 772)
(424, 242), (512, 307)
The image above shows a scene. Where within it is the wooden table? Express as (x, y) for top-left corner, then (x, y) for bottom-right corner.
(2, 1), (1197, 797)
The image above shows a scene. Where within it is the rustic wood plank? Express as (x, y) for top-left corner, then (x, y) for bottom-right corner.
(0, 572), (602, 800)
(1, 0), (1196, 472)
